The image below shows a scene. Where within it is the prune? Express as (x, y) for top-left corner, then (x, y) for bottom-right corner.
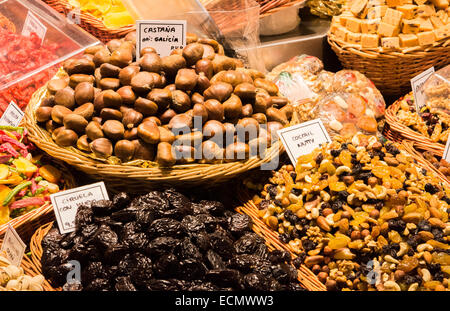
(271, 263), (297, 284)
(148, 218), (183, 238)
(234, 233), (264, 255)
(198, 200), (225, 216)
(75, 204), (93, 229)
(128, 254), (153, 287)
(85, 278), (111, 291)
(112, 192), (131, 209)
(80, 224), (99, 240)
(253, 259), (272, 277)
(188, 281), (218, 291)
(144, 279), (179, 290)
(229, 254), (259, 272)
(123, 232), (149, 250)
(115, 276), (136, 291)
(178, 238), (202, 260)
(92, 225), (119, 250)
(189, 231), (211, 251)
(105, 244), (129, 265)
(153, 254), (178, 278)
(91, 199), (114, 216)
(206, 250), (225, 270)
(110, 207), (140, 222)
(62, 281), (83, 291)
(197, 214), (219, 232)
(136, 209), (154, 227)
(42, 227), (64, 249)
(82, 261), (108, 283)
(206, 269), (242, 288)
(181, 215), (205, 233)
(268, 250), (291, 264)
(179, 259), (207, 280)
(244, 273), (269, 291)
(146, 237), (180, 257)
(227, 213), (252, 236)
(301, 240), (316, 252)
(210, 231), (235, 260)
(164, 188), (192, 211)
(120, 222), (140, 239)
(60, 232), (77, 249)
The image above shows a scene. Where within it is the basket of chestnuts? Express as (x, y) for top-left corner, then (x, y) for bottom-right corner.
(24, 32), (295, 192)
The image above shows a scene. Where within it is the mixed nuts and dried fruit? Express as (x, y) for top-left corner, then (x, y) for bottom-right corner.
(0, 126), (66, 225)
(250, 134), (449, 291)
(41, 189), (305, 291)
(0, 254), (45, 291)
(37, 32), (291, 166)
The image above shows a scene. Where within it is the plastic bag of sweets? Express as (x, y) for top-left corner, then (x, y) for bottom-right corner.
(423, 64), (450, 112)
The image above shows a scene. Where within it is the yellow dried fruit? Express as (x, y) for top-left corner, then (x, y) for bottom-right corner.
(328, 235), (351, 249)
(330, 182), (346, 192)
(339, 150), (353, 168)
(372, 166), (390, 179)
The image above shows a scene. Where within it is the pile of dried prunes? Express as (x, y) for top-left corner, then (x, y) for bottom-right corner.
(41, 189), (305, 291)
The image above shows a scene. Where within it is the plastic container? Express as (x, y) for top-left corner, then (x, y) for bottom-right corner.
(259, 1), (305, 36)
(0, 0), (99, 114)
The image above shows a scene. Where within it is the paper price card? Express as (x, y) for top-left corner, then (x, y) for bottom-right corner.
(1, 225), (26, 266)
(0, 101), (24, 127)
(411, 67), (435, 112)
(22, 11), (47, 44)
(51, 182), (109, 234)
(136, 20), (187, 59)
(277, 119), (331, 166)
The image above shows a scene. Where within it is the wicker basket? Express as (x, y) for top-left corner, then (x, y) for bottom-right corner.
(385, 92), (445, 157)
(41, 0), (135, 43)
(328, 34), (450, 96)
(0, 160), (76, 243)
(24, 79), (288, 193)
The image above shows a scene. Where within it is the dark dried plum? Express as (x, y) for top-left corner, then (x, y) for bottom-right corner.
(84, 278), (111, 291)
(229, 254), (260, 272)
(198, 200), (225, 216)
(62, 281), (83, 291)
(179, 259), (207, 280)
(145, 237), (180, 258)
(188, 281), (218, 291)
(228, 213), (252, 236)
(253, 259), (272, 277)
(181, 215), (205, 233)
(189, 231), (211, 251)
(112, 192), (131, 209)
(80, 224), (99, 240)
(164, 188), (192, 212)
(153, 254), (179, 278)
(210, 231), (234, 260)
(110, 207), (140, 222)
(206, 250), (225, 270)
(206, 269), (242, 288)
(82, 261), (108, 283)
(268, 250), (291, 264)
(234, 233), (264, 255)
(144, 279), (179, 290)
(136, 209), (155, 227)
(271, 263), (297, 284)
(115, 276), (136, 291)
(244, 273), (269, 291)
(92, 225), (118, 250)
(60, 232), (77, 249)
(75, 204), (93, 229)
(178, 238), (202, 260)
(91, 200), (114, 216)
(123, 232), (149, 250)
(148, 218), (183, 238)
(128, 254), (153, 287)
(104, 244), (129, 265)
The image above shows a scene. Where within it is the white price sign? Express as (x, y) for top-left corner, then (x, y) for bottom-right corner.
(136, 20), (187, 59)
(277, 119), (331, 166)
(22, 11), (47, 44)
(51, 182), (109, 234)
(411, 67), (435, 112)
(1, 225), (26, 266)
(0, 101), (24, 127)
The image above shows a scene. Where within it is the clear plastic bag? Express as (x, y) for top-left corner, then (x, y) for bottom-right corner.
(423, 65), (450, 112)
(315, 92), (379, 138)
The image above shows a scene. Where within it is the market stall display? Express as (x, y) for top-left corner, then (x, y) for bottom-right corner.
(24, 32), (294, 191)
(243, 133), (450, 291)
(42, 0), (135, 42)
(0, 0), (99, 115)
(0, 125), (76, 241)
(328, 0), (450, 96)
(30, 189), (308, 291)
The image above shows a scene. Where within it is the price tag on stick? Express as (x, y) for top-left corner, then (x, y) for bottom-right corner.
(411, 67), (435, 112)
(277, 119), (331, 166)
(1, 225), (26, 266)
(136, 20), (187, 59)
(22, 11), (47, 44)
(51, 182), (109, 234)
(0, 101), (24, 127)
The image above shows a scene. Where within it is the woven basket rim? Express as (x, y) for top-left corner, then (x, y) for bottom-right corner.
(24, 73), (286, 186)
(328, 33), (450, 58)
(385, 94), (445, 156)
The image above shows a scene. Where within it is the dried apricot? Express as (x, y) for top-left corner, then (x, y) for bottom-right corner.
(372, 166), (390, 178)
(339, 150), (353, 168)
(356, 115), (378, 133)
(330, 182), (346, 192)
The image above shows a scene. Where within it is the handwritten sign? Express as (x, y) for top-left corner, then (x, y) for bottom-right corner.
(22, 11), (47, 44)
(136, 20), (187, 59)
(51, 182), (109, 234)
(411, 67), (435, 112)
(277, 119), (331, 166)
(1, 225), (26, 266)
(0, 101), (24, 127)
